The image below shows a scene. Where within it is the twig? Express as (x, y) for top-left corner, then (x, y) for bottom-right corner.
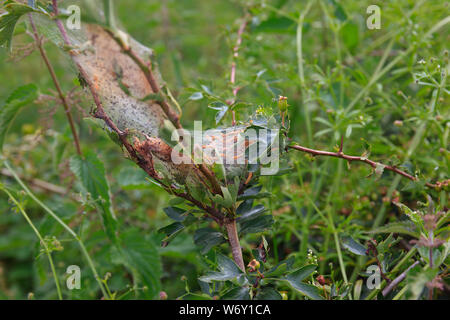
(382, 260), (419, 297)
(28, 14), (82, 156)
(1, 168), (67, 195)
(288, 144), (440, 189)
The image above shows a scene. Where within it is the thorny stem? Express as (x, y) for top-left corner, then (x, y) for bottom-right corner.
(28, 14), (82, 156)
(288, 144), (442, 189)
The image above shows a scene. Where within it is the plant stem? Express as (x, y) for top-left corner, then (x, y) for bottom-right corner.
(225, 219), (245, 271)
(1, 188), (63, 300)
(345, 15), (450, 113)
(27, 14), (82, 156)
(3, 160), (108, 298)
(288, 143), (440, 189)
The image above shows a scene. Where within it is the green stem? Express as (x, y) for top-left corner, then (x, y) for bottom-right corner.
(3, 160), (108, 299)
(345, 15), (450, 113)
(1, 188), (63, 300)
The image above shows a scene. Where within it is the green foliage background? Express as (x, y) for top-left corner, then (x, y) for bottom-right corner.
(0, 0), (448, 300)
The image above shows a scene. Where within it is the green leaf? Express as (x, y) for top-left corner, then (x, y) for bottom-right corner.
(163, 207), (187, 222)
(117, 230), (161, 299)
(116, 166), (148, 189)
(158, 222), (184, 246)
(0, 84), (38, 151)
(221, 286), (251, 300)
(285, 264), (317, 282)
(198, 253), (243, 283)
(406, 266), (437, 300)
(255, 287), (282, 300)
(0, 1), (38, 50)
(341, 236), (367, 256)
(341, 22), (359, 52)
(239, 215), (274, 234)
(236, 199), (254, 215)
(208, 101), (228, 125)
(188, 92), (203, 100)
(237, 204), (267, 222)
(394, 202), (423, 230)
(285, 265), (323, 300)
(367, 221), (419, 238)
(329, 0), (347, 21)
(288, 282), (324, 300)
(69, 152), (117, 241)
(253, 17), (296, 34)
(193, 228), (226, 254)
(264, 256), (295, 277)
(237, 186), (271, 201)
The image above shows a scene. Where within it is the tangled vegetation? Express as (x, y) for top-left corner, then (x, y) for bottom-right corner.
(0, 0), (448, 300)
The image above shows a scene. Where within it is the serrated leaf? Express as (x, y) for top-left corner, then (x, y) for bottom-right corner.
(198, 253), (243, 283)
(117, 230), (161, 299)
(0, 84), (38, 151)
(116, 166), (148, 189)
(0, 2), (37, 50)
(193, 228), (226, 254)
(69, 152), (117, 241)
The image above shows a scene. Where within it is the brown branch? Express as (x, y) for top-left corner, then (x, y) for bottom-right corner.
(382, 260), (419, 297)
(1, 168), (67, 196)
(28, 14), (82, 156)
(224, 218), (245, 271)
(288, 144), (440, 189)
